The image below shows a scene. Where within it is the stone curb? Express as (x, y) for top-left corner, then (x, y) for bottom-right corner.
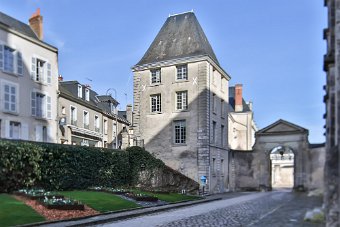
(20, 197), (221, 227)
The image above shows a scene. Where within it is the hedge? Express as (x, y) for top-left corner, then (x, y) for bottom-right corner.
(0, 140), (165, 192)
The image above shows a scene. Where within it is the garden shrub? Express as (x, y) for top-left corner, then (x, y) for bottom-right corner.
(0, 140), (43, 192)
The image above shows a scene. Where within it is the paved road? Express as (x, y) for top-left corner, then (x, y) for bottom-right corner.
(97, 191), (323, 227)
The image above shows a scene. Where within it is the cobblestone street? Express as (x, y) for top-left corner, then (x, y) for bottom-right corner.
(98, 191), (324, 227)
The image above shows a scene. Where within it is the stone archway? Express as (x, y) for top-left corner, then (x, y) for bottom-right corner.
(252, 119), (309, 191)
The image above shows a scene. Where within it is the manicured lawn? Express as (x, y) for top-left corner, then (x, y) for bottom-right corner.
(0, 194), (45, 227)
(59, 191), (140, 213)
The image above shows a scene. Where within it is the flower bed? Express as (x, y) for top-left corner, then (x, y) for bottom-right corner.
(125, 193), (158, 202)
(14, 189), (64, 200)
(38, 197), (84, 210)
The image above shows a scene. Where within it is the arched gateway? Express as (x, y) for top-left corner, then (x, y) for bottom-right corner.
(252, 119), (309, 191)
(229, 119), (325, 192)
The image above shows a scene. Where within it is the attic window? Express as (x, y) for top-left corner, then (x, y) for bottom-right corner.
(78, 85), (82, 98)
(85, 88), (90, 101)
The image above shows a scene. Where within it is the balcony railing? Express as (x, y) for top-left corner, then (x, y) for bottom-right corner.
(95, 127), (100, 133)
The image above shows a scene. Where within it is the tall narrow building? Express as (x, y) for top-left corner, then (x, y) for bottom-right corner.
(132, 12), (231, 193)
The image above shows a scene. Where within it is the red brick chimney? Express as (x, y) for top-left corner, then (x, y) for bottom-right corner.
(235, 84), (243, 112)
(29, 8), (43, 40)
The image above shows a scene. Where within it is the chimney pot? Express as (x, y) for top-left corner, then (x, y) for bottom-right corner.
(58, 75), (63, 81)
(29, 8), (43, 40)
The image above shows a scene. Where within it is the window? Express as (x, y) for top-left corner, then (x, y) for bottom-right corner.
(83, 111), (89, 129)
(151, 69), (161, 84)
(78, 85), (82, 98)
(150, 94), (161, 112)
(31, 92), (51, 119)
(42, 126), (47, 142)
(85, 88), (90, 101)
(104, 119), (108, 134)
(174, 120), (186, 144)
(176, 91), (188, 110)
(3, 83), (17, 113)
(94, 115), (100, 132)
(9, 121), (20, 139)
(0, 45), (23, 76)
(221, 159), (224, 175)
(212, 121), (216, 143)
(212, 158), (216, 175)
(70, 106), (77, 125)
(221, 125), (225, 146)
(221, 100), (225, 117)
(31, 57), (51, 83)
(212, 93), (217, 113)
(176, 65), (188, 80)
(61, 106), (66, 115)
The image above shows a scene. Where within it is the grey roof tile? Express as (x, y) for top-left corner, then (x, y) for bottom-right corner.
(136, 12), (219, 66)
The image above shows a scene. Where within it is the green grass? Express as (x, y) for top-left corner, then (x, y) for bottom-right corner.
(59, 191), (140, 213)
(0, 194), (45, 227)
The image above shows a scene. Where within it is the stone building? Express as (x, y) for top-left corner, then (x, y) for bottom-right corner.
(132, 12), (231, 193)
(228, 84), (257, 151)
(323, 0), (340, 225)
(58, 79), (130, 148)
(0, 9), (58, 142)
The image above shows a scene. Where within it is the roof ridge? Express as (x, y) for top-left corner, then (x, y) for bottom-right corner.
(168, 10), (194, 17)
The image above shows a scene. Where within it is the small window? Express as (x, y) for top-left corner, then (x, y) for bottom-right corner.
(94, 115), (100, 132)
(212, 121), (216, 144)
(3, 83), (17, 113)
(36, 59), (45, 82)
(70, 106), (77, 125)
(61, 106), (66, 115)
(176, 65), (188, 80)
(174, 120), (186, 144)
(150, 94), (161, 112)
(212, 93), (217, 113)
(9, 121), (20, 139)
(104, 119), (108, 134)
(78, 85), (82, 98)
(85, 88), (90, 101)
(221, 100), (225, 117)
(221, 159), (224, 175)
(4, 46), (14, 73)
(83, 111), (89, 129)
(176, 91), (188, 110)
(221, 125), (225, 146)
(151, 69), (161, 84)
(212, 158), (216, 175)
(42, 126), (47, 142)
(0, 45), (23, 76)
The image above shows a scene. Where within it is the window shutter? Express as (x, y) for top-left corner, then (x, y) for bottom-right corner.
(47, 63), (51, 84)
(31, 92), (36, 116)
(31, 57), (36, 80)
(35, 125), (42, 142)
(47, 126), (52, 142)
(4, 84), (10, 111)
(5, 120), (10, 138)
(0, 45), (3, 70)
(21, 123), (29, 140)
(17, 52), (23, 76)
(46, 96), (52, 119)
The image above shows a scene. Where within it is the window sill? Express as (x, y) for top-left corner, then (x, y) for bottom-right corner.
(173, 109), (189, 113)
(34, 116), (48, 121)
(1, 70), (20, 77)
(172, 143), (187, 147)
(149, 83), (162, 87)
(34, 80), (48, 86)
(2, 110), (19, 116)
(173, 79), (189, 83)
(149, 112), (163, 115)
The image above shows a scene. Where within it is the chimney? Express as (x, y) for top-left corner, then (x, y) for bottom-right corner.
(235, 84), (243, 112)
(126, 104), (133, 126)
(29, 8), (43, 40)
(58, 75), (63, 81)
(247, 101), (253, 111)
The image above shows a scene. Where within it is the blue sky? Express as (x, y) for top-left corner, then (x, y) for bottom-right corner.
(1, 1), (326, 143)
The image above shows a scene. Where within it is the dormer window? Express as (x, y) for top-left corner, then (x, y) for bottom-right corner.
(85, 88), (90, 101)
(78, 85), (82, 98)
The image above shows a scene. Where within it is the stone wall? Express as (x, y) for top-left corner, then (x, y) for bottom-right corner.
(136, 165), (199, 193)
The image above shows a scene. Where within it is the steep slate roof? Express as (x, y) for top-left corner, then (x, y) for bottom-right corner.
(136, 12), (220, 66)
(0, 11), (57, 49)
(229, 86), (251, 112)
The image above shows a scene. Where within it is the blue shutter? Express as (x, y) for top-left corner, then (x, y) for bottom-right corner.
(17, 52), (23, 76)
(0, 45), (3, 70)
(31, 92), (36, 116)
(47, 63), (51, 84)
(31, 57), (36, 80)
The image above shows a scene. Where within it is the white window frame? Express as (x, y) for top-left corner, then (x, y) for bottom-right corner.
(70, 105), (77, 125)
(150, 94), (161, 113)
(103, 119), (108, 135)
(94, 115), (100, 132)
(0, 44), (23, 76)
(174, 120), (186, 144)
(151, 68), (161, 84)
(9, 121), (21, 139)
(78, 85), (82, 98)
(85, 88), (90, 101)
(176, 91), (188, 110)
(176, 65), (188, 80)
(30, 55), (51, 84)
(31, 90), (51, 119)
(3, 81), (18, 114)
(83, 110), (89, 129)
